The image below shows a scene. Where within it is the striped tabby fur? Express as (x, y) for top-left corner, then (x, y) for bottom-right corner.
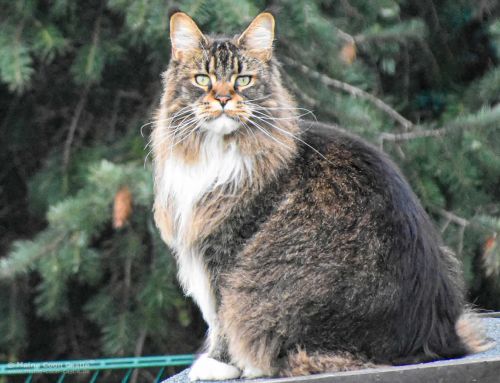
(151, 11), (490, 381)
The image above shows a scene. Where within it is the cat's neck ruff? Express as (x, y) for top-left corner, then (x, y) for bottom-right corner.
(154, 118), (254, 338)
(158, 120), (252, 248)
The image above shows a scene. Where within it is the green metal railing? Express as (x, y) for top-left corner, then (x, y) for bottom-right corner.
(0, 354), (195, 383)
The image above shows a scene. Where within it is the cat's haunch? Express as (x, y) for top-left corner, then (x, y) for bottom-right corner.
(151, 11), (490, 381)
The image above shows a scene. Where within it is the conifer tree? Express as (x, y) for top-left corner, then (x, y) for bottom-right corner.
(0, 0), (499, 366)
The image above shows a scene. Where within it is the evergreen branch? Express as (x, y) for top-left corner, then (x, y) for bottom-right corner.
(378, 105), (500, 147)
(282, 72), (345, 125)
(70, 3), (104, 85)
(0, 20), (34, 92)
(0, 234), (65, 280)
(282, 56), (414, 131)
(354, 19), (427, 43)
(13, 24), (25, 88)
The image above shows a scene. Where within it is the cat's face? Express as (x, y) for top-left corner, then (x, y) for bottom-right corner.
(164, 12), (287, 136)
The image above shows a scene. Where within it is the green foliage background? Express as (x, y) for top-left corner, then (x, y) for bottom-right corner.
(0, 0), (499, 367)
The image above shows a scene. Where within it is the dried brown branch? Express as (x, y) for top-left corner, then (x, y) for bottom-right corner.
(284, 74), (319, 107)
(339, 0), (363, 19)
(2, 96), (30, 185)
(62, 5), (104, 171)
(334, 27), (356, 44)
(110, 90), (143, 136)
(282, 56), (414, 131)
(130, 327), (148, 383)
(62, 84), (90, 171)
(457, 225), (466, 257)
(434, 208), (470, 228)
(432, 206), (500, 235)
(378, 127), (446, 149)
(432, 208), (469, 257)
(474, 0), (500, 18)
(379, 105), (500, 148)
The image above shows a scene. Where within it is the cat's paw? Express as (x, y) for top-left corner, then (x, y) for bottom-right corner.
(188, 354), (241, 381)
(241, 366), (267, 379)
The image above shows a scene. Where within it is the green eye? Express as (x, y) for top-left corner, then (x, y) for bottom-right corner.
(235, 75), (251, 87)
(195, 74), (210, 86)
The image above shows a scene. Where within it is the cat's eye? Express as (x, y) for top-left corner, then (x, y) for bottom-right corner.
(235, 76), (252, 87)
(195, 74), (210, 86)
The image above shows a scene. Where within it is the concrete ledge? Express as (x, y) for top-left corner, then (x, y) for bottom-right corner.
(165, 316), (500, 383)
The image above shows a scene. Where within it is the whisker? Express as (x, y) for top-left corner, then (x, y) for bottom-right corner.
(140, 107), (194, 137)
(244, 102), (318, 123)
(144, 114), (200, 164)
(245, 118), (294, 151)
(250, 114), (330, 164)
(169, 118), (206, 152)
(237, 116), (259, 145)
(245, 103), (315, 114)
(249, 108), (312, 121)
(143, 106), (202, 167)
(164, 112), (198, 130)
(151, 114), (200, 142)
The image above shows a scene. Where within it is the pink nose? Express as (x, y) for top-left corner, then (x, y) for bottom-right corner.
(215, 94), (231, 106)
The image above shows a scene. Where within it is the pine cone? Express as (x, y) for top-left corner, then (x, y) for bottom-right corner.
(482, 234), (498, 278)
(340, 42), (356, 64)
(113, 186), (133, 229)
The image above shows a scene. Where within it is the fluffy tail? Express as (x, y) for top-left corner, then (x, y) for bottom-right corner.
(280, 348), (378, 377)
(456, 311), (495, 354)
(280, 311), (492, 377)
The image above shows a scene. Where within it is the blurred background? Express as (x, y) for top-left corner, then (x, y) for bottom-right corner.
(0, 0), (499, 374)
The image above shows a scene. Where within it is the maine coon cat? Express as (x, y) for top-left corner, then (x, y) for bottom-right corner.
(152, 12), (488, 380)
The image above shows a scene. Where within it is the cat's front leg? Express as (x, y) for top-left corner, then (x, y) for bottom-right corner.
(188, 329), (241, 381)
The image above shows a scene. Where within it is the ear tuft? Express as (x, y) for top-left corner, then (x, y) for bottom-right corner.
(238, 13), (275, 61)
(170, 12), (206, 60)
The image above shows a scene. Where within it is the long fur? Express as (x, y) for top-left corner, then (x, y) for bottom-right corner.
(152, 12), (490, 379)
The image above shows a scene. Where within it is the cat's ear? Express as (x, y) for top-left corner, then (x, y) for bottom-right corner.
(170, 12), (207, 61)
(237, 13), (275, 61)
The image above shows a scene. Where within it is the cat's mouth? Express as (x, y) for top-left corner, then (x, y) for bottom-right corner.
(203, 114), (240, 135)
(210, 109), (241, 119)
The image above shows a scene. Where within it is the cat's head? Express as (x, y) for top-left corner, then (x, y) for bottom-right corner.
(158, 12), (297, 141)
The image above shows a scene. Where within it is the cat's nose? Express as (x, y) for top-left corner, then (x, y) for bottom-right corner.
(215, 94), (231, 107)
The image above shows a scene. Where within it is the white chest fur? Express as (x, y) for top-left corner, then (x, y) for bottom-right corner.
(158, 130), (252, 245)
(156, 120), (252, 331)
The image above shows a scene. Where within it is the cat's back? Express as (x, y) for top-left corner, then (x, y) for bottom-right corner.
(290, 121), (448, 286)
(292, 120), (417, 224)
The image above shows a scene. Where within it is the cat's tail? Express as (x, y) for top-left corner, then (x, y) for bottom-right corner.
(279, 348), (379, 377)
(456, 310), (495, 354)
(280, 313), (493, 377)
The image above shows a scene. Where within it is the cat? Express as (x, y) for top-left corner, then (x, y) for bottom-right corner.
(151, 11), (489, 381)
